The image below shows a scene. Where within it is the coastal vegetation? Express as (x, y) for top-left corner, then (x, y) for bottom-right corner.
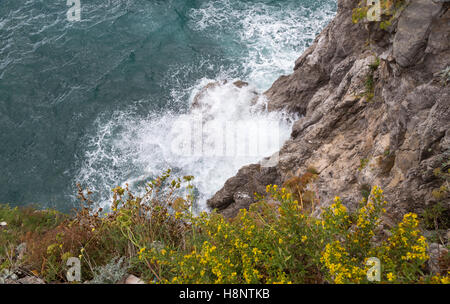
(352, 0), (407, 30)
(1, 171), (448, 284)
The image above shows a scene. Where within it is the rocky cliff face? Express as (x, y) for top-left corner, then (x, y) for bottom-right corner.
(208, 0), (450, 223)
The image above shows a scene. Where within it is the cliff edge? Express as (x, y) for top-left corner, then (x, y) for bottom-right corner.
(208, 0), (450, 225)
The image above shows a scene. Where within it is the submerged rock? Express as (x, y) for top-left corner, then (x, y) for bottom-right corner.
(232, 80), (250, 88)
(191, 81), (223, 110)
(190, 80), (259, 112)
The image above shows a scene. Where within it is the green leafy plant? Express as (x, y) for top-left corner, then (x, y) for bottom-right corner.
(364, 57), (380, 102)
(136, 182), (448, 284)
(437, 66), (450, 85)
(359, 158), (370, 171)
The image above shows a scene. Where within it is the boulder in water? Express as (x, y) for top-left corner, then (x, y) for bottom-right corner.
(190, 80), (259, 112)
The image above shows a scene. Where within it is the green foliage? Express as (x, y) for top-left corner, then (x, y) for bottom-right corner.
(422, 202), (449, 231)
(437, 66), (450, 85)
(369, 57), (380, 72)
(360, 184), (372, 201)
(358, 158), (370, 171)
(352, 0), (407, 30)
(379, 20), (392, 30)
(0, 170), (193, 282)
(352, 5), (368, 24)
(135, 182), (448, 284)
(365, 77), (375, 101)
(0, 205), (65, 236)
(360, 57), (381, 102)
(421, 164), (450, 244)
(1, 171), (449, 284)
(0, 205), (66, 269)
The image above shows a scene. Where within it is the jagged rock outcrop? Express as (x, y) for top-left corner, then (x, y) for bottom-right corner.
(207, 164), (281, 218)
(208, 0), (450, 223)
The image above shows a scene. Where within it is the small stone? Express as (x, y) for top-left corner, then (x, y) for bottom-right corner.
(124, 274), (145, 284)
(0, 221), (7, 228)
(17, 276), (45, 284)
(1, 278), (19, 284)
(428, 243), (449, 274)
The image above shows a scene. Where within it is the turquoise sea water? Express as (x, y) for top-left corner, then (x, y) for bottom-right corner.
(0, 0), (336, 211)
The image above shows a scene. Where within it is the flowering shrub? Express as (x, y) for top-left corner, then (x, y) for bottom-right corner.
(1, 171), (448, 284)
(135, 182), (448, 284)
(139, 185), (324, 283)
(320, 188), (435, 283)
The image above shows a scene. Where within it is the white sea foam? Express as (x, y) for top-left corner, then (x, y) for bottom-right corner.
(188, 0), (336, 89)
(75, 1), (336, 211)
(77, 80), (294, 211)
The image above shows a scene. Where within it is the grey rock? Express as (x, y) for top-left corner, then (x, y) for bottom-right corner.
(191, 81), (222, 110)
(428, 243), (448, 274)
(207, 164), (281, 218)
(393, 0), (443, 67)
(208, 0), (450, 221)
